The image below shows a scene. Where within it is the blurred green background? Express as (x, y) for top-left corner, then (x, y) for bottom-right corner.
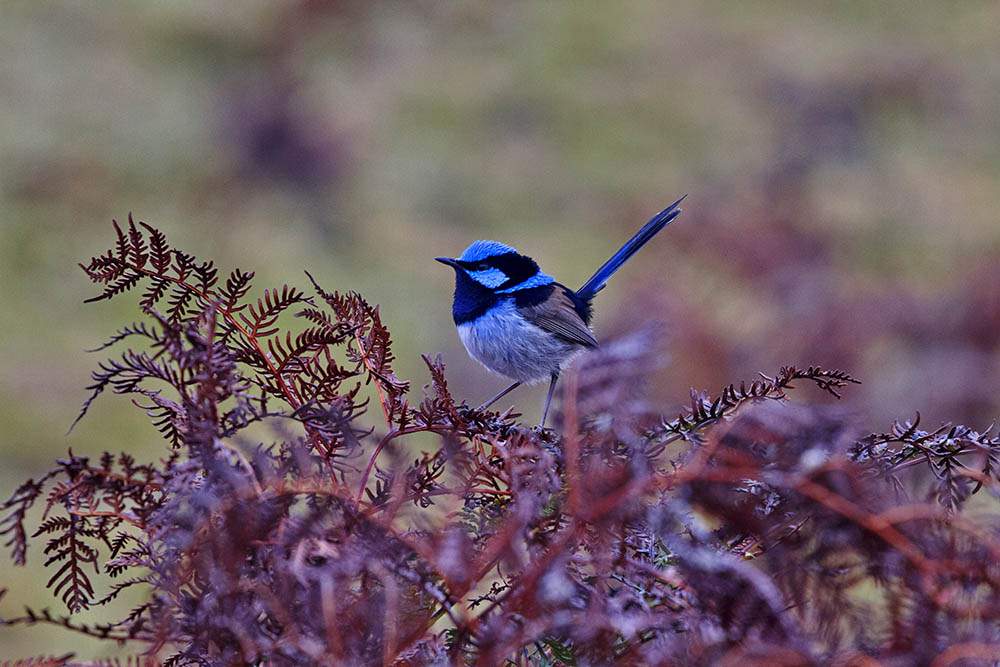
(2, 0), (999, 658)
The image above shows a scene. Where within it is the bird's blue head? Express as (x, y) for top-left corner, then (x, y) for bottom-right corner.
(436, 241), (554, 324)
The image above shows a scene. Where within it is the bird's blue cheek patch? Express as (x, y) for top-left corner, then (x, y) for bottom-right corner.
(496, 271), (554, 293)
(468, 267), (509, 289)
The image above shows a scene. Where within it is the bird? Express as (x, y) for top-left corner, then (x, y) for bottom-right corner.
(436, 195), (685, 428)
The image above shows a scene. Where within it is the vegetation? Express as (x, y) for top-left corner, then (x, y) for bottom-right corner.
(3, 220), (1000, 665)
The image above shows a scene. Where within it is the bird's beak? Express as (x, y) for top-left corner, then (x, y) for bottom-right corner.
(435, 257), (459, 267)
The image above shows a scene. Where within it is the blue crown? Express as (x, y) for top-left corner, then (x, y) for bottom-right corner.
(459, 240), (518, 262)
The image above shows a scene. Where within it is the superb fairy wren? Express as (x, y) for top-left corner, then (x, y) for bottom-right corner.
(436, 195), (685, 428)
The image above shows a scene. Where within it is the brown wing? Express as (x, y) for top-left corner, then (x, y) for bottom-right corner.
(520, 288), (599, 348)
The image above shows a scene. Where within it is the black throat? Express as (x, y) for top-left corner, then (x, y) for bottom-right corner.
(451, 270), (498, 324)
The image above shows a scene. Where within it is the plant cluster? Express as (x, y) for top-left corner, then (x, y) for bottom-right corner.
(3, 218), (1000, 665)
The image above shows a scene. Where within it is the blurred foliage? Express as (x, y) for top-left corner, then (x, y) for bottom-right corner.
(4, 221), (999, 665)
(1, 0), (998, 658)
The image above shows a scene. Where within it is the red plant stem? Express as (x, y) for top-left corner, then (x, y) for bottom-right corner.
(353, 328), (392, 425)
(354, 425), (454, 506)
(877, 502), (1000, 562)
(793, 476), (936, 580)
(68, 509), (144, 529)
(82, 467), (162, 490)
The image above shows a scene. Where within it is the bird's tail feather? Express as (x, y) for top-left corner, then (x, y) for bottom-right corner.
(576, 195), (686, 301)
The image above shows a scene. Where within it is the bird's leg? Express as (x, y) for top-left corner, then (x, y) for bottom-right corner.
(539, 373), (559, 429)
(479, 381), (521, 411)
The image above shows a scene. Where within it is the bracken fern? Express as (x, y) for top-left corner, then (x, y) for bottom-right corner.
(3, 216), (1000, 665)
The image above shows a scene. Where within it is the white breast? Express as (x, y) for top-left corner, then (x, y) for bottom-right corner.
(457, 300), (586, 384)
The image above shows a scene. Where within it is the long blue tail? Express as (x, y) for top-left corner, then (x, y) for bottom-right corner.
(576, 195), (686, 302)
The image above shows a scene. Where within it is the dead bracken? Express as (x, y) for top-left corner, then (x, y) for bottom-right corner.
(2, 217), (1000, 665)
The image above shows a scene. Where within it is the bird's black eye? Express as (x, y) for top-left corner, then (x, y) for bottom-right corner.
(474, 262), (490, 271)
